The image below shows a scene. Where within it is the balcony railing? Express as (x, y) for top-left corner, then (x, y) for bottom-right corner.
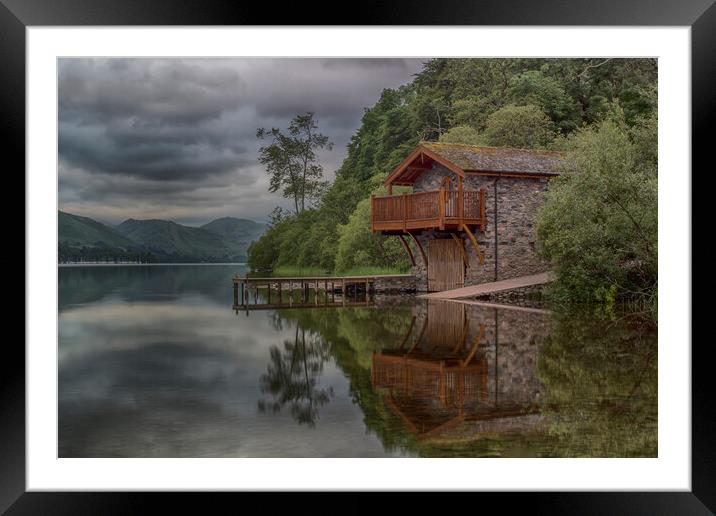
(371, 188), (486, 233)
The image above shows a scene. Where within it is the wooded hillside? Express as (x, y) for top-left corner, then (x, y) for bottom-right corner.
(249, 58), (657, 280)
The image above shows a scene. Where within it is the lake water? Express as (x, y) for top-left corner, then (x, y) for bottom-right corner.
(59, 264), (657, 457)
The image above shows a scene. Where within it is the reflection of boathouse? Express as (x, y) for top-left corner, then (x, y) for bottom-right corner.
(371, 300), (546, 441)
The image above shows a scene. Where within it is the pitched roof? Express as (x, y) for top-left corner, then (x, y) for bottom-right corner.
(421, 142), (564, 175)
(384, 142), (564, 186)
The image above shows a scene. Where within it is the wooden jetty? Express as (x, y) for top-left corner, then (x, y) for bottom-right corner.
(232, 274), (409, 312)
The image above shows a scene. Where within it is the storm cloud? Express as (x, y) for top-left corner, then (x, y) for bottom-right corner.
(58, 58), (425, 225)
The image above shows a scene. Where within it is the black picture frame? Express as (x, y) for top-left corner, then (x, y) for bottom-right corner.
(3, 0), (709, 512)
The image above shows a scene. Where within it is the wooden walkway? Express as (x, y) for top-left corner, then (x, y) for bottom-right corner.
(419, 271), (555, 300)
(233, 274), (411, 311)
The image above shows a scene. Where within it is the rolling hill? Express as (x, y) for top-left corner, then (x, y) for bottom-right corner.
(58, 211), (155, 263)
(59, 210), (138, 249)
(59, 211), (266, 263)
(201, 217), (266, 249)
(116, 218), (260, 263)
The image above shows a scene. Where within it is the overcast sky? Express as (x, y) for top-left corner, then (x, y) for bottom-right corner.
(58, 58), (425, 226)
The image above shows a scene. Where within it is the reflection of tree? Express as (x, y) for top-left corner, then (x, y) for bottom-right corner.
(536, 310), (657, 457)
(271, 305), (421, 451)
(272, 303), (657, 458)
(258, 324), (334, 427)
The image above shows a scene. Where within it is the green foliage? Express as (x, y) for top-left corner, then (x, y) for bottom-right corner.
(272, 302), (656, 457)
(249, 58), (657, 277)
(507, 70), (580, 133)
(536, 309), (657, 457)
(257, 112), (332, 214)
(537, 109), (657, 314)
(483, 104), (556, 148)
(438, 125), (483, 145)
(334, 198), (411, 273)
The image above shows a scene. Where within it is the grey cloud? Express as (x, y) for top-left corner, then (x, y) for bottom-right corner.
(58, 57), (425, 224)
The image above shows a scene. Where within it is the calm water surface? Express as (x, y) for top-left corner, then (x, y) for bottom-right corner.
(59, 265), (657, 457)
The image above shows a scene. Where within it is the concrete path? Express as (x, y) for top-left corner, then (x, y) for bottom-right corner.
(419, 271), (555, 300)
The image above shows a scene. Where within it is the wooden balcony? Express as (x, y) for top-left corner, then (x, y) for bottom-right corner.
(371, 188), (487, 234)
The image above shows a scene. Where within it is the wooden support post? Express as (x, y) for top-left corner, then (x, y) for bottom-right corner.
(462, 223), (484, 265)
(267, 282), (271, 304)
(439, 188), (445, 230)
(278, 281), (282, 305)
(451, 233), (470, 268)
(397, 234), (416, 266)
(407, 232), (428, 268)
(233, 281), (239, 306)
(341, 279), (345, 305)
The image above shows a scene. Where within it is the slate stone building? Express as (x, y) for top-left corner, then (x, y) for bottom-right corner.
(371, 142), (564, 292)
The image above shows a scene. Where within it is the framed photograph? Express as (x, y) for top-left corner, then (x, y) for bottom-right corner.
(5, 0), (709, 511)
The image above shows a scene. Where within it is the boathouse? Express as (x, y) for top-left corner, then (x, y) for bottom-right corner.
(371, 142), (564, 292)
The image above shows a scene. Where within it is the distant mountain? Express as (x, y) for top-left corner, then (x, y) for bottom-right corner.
(59, 210), (138, 249)
(201, 217), (266, 248)
(116, 218), (250, 263)
(58, 211), (155, 263)
(59, 211), (266, 263)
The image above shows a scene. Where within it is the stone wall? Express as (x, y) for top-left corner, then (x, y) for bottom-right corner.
(372, 274), (416, 293)
(411, 163), (552, 291)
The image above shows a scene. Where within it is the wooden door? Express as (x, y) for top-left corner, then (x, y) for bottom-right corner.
(427, 238), (465, 292)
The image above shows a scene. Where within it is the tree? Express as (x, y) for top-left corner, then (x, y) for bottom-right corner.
(438, 125), (483, 145)
(537, 108), (657, 314)
(483, 104), (556, 148)
(257, 112), (332, 214)
(248, 59), (657, 276)
(507, 70), (580, 133)
(334, 196), (410, 273)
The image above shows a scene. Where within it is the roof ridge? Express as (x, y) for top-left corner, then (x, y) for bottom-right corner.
(420, 140), (564, 155)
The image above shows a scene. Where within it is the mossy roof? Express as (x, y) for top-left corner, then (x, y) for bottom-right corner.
(420, 142), (564, 176)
